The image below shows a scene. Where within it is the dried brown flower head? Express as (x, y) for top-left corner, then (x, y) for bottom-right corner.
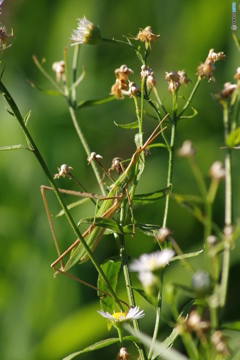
(135, 26), (160, 44)
(197, 49), (225, 81)
(165, 70), (191, 93)
(141, 65), (157, 87)
(111, 65), (134, 99)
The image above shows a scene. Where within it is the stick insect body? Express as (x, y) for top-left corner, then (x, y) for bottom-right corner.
(41, 116), (167, 279)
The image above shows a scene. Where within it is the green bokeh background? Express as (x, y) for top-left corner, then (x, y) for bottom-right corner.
(1, 0), (240, 359)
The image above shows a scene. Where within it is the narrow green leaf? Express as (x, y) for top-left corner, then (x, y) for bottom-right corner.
(123, 223), (161, 237)
(132, 287), (158, 307)
(170, 249), (203, 262)
(124, 325), (188, 360)
(226, 127), (240, 148)
(233, 33), (240, 52)
(78, 217), (122, 233)
(63, 336), (138, 360)
(24, 110), (32, 126)
(133, 187), (171, 204)
(0, 144), (32, 151)
(77, 96), (115, 109)
(98, 257), (122, 315)
(56, 198), (90, 217)
(147, 143), (168, 149)
(179, 107), (198, 120)
(6, 109), (15, 116)
(114, 121), (139, 129)
(28, 80), (63, 96)
(172, 193), (204, 222)
(221, 321), (240, 331)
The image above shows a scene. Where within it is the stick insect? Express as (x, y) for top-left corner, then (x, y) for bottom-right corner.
(41, 115), (168, 286)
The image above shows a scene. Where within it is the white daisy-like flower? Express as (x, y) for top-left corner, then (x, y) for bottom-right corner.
(70, 17), (101, 46)
(98, 306), (145, 323)
(138, 271), (157, 287)
(130, 249), (175, 273)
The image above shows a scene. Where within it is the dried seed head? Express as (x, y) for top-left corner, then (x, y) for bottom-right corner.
(187, 310), (209, 333)
(108, 157), (123, 175)
(197, 49), (225, 81)
(211, 331), (231, 356)
(141, 65), (157, 87)
(209, 161), (225, 180)
(117, 347), (130, 360)
(234, 67), (240, 80)
(218, 82), (237, 99)
(87, 152), (103, 164)
(135, 26), (160, 44)
(54, 164), (73, 179)
(115, 65), (134, 81)
(0, 25), (13, 50)
(111, 65), (134, 99)
(207, 49), (226, 63)
(123, 81), (141, 97)
(70, 17), (101, 46)
(178, 140), (196, 157)
(52, 60), (65, 82)
(157, 227), (172, 242)
(165, 70), (190, 93)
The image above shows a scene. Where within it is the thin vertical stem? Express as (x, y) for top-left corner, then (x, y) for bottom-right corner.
(220, 103), (232, 308)
(162, 92), (177, 228)
(148, 287), (162, 360)
(68, 45), (106, 196)
(119, 205), (147, 360)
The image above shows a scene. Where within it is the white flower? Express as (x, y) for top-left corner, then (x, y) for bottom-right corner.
(70, 17), (101, 46)
(130, 249), (174, 273)
(98, 306), (145, 323)
(138, 271), (157, 287)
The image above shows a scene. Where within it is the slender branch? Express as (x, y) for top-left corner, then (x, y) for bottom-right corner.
(220, 102), (232, 308)
(177, 77), (201, 119)
(68, 45), (106, 196)
(148, 288), (162, 360)
(119, 205), (147, 360)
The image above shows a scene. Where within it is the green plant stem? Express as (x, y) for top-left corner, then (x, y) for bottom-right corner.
(162, 93), (177, 228)
(0, 80), (123, 310)
(148, 286), (162, 360)
(177, 77), (201, 119)
(119, 205), (147, 360)
(220, 103), (232, 308)
(68, 45), (106, 196)
(101, 37), (144, 64)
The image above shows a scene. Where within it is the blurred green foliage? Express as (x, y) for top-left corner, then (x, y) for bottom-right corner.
(1, 0), (240, 359)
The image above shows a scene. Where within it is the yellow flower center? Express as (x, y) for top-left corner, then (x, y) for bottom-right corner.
(112, 312), (127, 320)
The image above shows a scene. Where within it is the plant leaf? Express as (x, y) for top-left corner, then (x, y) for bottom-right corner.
(114, 121), (139, 129)
(24, 110), (32, 126)
(28, 80), (64, 96)
(233, 33), (240, 52)
(77, 96), (115, 109)
(179, 107), (198, 120)
(78, 217), (122, 233)
(170, 249), (203, 262)
(124, 325), (188, 360)
(56, 198), (90, 217)
(98, 257), (122, 317)
(135, 132), (145, 181)
(63, 336), (138, 360)
(0, 144), (32, 151)
(221, 321), (240, 331)
(123, 223), (161, 237)
(132, 287), (158, 307)
(133, 187), (171, 204)
(226, 127), (240, 148)
(147, 143), (168, 149)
